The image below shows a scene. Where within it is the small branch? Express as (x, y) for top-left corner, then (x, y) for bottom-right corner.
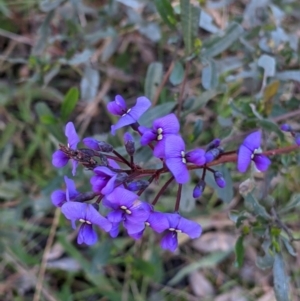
(113, 150), (131, 167)
(152, 176), (174, 205)
(175, 184), (182, 212)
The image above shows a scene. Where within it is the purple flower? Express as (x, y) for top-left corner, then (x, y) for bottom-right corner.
(165, 135), (206, 184)
(280, 124), (292, 132)
(52, 122), (80, 176)
(61, 202), (112, 245)
(237, 131), (271, 173)
(140, 113), (180, 158)
(103, 187), (150, 236)
(90, 166), (118, 195)
(295, 133), (300, 146)
(107, 95), (151, 135)
(124, 132), (135, 156)
(160, 213), (202, 252)
(51, 176), (79, 207)
(82, 138), (113, 152)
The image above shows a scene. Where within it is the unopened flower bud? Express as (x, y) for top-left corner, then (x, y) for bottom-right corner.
(127, 180), (149, 191)
(205, 147), (224, 163)
(116, 172), (128, 184)
(124, 132), (135, 156)
(214, 171), (226, 188)
(193, 180), (206, 198)
(206, 138), (221, 152)
(83, 138), (113, 152)
(280, 124), (292, 132)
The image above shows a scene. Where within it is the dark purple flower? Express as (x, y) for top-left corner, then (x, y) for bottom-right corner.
(103, 187), (150, 235)
(237, 131), (271, 173)
(213, 171), (226, 188)
(205, 147), (224, 163)
(140, 113), (180, 158)
(280, 124), (292, 132)
(193, 180), (206, 198)
(107, 95), (151, 135)
(52, 122), (80, 176)
(165, 135), (206, 184)
(51, 176), (79, 207)
(124, 132), (135, 156)
(61, 202), (112, 245)
(90, 166), (118, 195)
(82, 138), (113, 152)
(206, 138), (221, 151)
(160, 213), (202, 252)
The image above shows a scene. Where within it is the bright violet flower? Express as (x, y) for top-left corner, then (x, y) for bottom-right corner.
(161, 213), (202, 252)
(140, 113), (180, 158)
(295, 133), (300, 146)
(52, 122), (80, 176)
(90, 166), (119, 195)
(51, 176), (79, 207)
(82, 138), (113, 152)
(103, 187), (150, 236)
(237, 131), (271, 173)
(107, 95), (151, 135)
(61, 202), (112, 245)
(165, 135), (206, 184)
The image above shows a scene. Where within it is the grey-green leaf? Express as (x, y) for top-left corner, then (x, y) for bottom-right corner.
(202, 59), (218, 90)
(144, 62), (163, 101)
(61, 87), (79, 122)
(170, 61), (185, 86)
(155, 0), (177, 28)
(273, 253), (290, 301)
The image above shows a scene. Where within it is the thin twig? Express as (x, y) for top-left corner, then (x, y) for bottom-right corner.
(175, 184), (182, 211)
(112, 150), (131, 167)
(152, 176), (174, 205)
(33, 208), (60, 301)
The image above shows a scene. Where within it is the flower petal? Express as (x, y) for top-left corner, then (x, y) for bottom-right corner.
(165, 213), (181, 228)
(65, 122), (80, 149)
(124, 219), (145, 235)
(153, 139), (166, 158)
(64, 176), (79, 200)
(111, 114), (136, 135)
(127, 96), (151, 121)
(148, 212), (169, 233)
(77, 224), (97, 245)
(85, 205), (112, 232)
(109, 222), (120, 238)
(237, 145), (252, 173)
(140, 130), (156, 145)
(61, 202), (86, 221)
(161, 231), (178, 252)
(106, 187), (138, 207)
(153, 113), (180, 134)
(165, 157), (189, 184)
(71, 159), (78, 176)
(243, 131), (261, 151)
(51, 190), (66, 207)
(101, 175), (117, 195)
(253, 154), (271, 172)
(107, 210), (124, 223)
(177, 217), (202, 239)
(52, 150), (69, 168)
(129, 230), (144, 240)
(107, 95), (127, 116)
(186, 149), (206, 165)
(93, 166), (116, 177)
(165, 135), (186, 158)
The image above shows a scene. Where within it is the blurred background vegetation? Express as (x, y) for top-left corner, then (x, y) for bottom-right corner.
(1, 0), (300, 300)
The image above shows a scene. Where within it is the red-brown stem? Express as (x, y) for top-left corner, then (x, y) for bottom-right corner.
(177, 61), (190, 117)
(137, 174), (156, 196)
(112, 150), (131, 167)
(152, 176), (174, 205)
(175, 184), (182, 212)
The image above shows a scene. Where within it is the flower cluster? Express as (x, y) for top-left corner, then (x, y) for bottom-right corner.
(51, 94), (291, 251)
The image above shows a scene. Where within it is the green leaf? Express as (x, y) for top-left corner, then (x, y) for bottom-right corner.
(170, 61), (184, 85)
(279, 193), (300, 214)
(154, 0), (177, 28)
(201, 22), (244, 58)
(258, 119), (284, 141)
(235, 236), (245, 267)
(243, 193), (271, 220)
(202, 59), (218, 90)
(281, 237), (297, 257)
(61, 87), (79, 122)
(273, 253), (291, 301)
(256, 238), (274, 270)
(168, 250), (232, 286)
(180, 0), (200, 55)
(144, 62), (163, 101)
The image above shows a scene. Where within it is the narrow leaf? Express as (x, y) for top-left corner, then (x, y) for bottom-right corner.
(235, 236), (245, 267)
(144, 62), (163, 101)
(61, 87), (79, 122)
(202, 59), (218, 90)
(273, 253), (290, 301)
(154, 0), (177, 28)
(170, 61), (184, 86)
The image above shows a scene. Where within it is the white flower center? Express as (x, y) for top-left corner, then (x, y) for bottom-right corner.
(181, 151), (186, 164)
(79, 218), (91, 224)
(122, 108), (131, 117)
(125, 209), (132, 215)
(121, 205), (131, 214)
(251, 148), (260, 159)
(120, 205), (127, 210)
(145, 221), (150, 226)
(157, 134), (163, 141)
(176, 229), (182, 233)
(157, 128), (163, 141)
(169, 227), (175, 231)
(157, 128), (163, 134)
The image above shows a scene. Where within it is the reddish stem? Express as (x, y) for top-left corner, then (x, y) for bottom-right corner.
(175, 184), (182, 212)
(112, 150), (131, 167)
(152, 176), (174, 205)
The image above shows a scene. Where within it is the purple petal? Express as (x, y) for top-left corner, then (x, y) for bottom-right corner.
(93, 166), (116, 177)
(107, 210), (124, 223)
(71, 159), (78, 176)
(107, 95), (127, 116)
(165, 157), (189, 184)
(124, 132), (134, 143)
(127, 202), (150, 224)
(129, 230), (144, 240)
(280, 124), (292, 132)
(106, 187), (138, 207)
(165, 213), (181, 228)
(90, 176), (107, 194)
(237, 145), (252, 173)
(52, 150), (69, 168)
(82, 137), (99, 150)
(65, 122), (80, 149)
(177, 217), (202, 239)
(109, 222), (120, 238)
(148, 212), (169, 233)
(165, 135), (186, 158)
(51, 190), (66, 207)
(102, 197), (118, 210)
(186, 149), (206, 165)
(127, 96), (151, 121)
(243, 131), (261, 151)
(153, 139), (166, 158)
(77, 223), (97, 245)
(153, 113), (180, 134)
(295, 134), (300, 146)
(253, 154), (271, 172)
(161, 231), (178, 252)
(85, 205), (112, 232)
(64, 176), (79, 200)
(140, 130), (156, 145)
(108, 159), (120, 169)
(61, 202), (87, 221)
(138, 125), (150, 134)
(124, 219), (146, 235)
(115, 95), (126, 108)
(111, 114), (136, 135)
(101, 175), (117, 195)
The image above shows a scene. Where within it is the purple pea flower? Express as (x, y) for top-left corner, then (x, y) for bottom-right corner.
(140, 113), (180, 158)
(90, 166), (119, 195)
(161, 213), (202, 252)
(51, 176), (79, 207)
(103, 187), (150, 236)
(280, 124), (292, 132)
(295, 133), (300, 146)
(107, 95), (151, 135)
(61, 202), (112, 245)
(52, 122), (80, 176)
(165, 135), (206, 184)
(237, 131), (271, 173)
